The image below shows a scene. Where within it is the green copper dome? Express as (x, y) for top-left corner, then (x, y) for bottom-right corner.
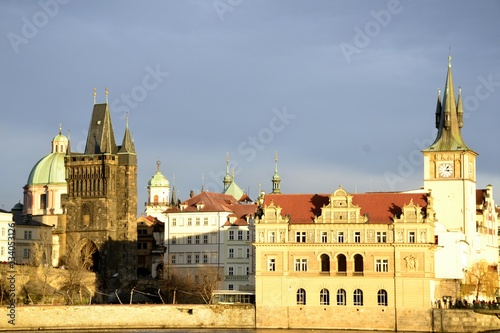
(148, 161), (169, 187)
(27, 152), (67, 185)
(148, 170), (170, 187)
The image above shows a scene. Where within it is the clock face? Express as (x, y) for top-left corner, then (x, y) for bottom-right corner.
(438, 163), (453, 177)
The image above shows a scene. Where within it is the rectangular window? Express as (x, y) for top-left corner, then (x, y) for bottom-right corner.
(354, 231), (361, 243)
(24, 230), (32, 240)
(172, 236), (177, 244)
(246, 267), (250, 275)
(23, 248), (31, 259)
(171, 255), (176, 264)
(229, 230), (235, 240)
(203, 235), (208, 244)
(195, 218), (200, 226)
(187, 254), (192, 264)
(321, 231), (327, 243)
(237, 230), (243, 240)
(195, 254), (200, 263)
(246, 231), (250, 240)
(172, 218), (177, 226)
(228, 284), (234, 290)
(195, 235), (200, 244)
(294, 258), (307, 271)
(376, 231), (387, 243)
(203, 254), (208, 263)
(268, 258), (276, 271)
(228, 267), (234, 275)
(204, 217), (208, 226)
(295, 231), (306, 243)
(246, 248), (250, 258)
(375, 259), (389, 272)
(229, 248), (234, 258)
(187, 236), (192, 244)
(337, 231), (344, 243)
(408, 231), (416, 243)
(268, 232), (275, 243)
(187, 218), (192, 226)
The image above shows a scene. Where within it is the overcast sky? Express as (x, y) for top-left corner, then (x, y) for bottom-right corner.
(1, 0), (499, 214)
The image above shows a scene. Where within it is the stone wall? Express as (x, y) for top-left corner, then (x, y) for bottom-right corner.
(1, 304), (255, 331)
(3, 304), (500, 332)
(432, 309), (500, 333)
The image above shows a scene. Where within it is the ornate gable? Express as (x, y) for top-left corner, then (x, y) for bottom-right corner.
(314, 185), (367, 223)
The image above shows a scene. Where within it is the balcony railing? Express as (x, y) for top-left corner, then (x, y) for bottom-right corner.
(225, 275), (249, 281)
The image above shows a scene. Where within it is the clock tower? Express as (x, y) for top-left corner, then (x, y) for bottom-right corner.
(422, 56), (477, 254)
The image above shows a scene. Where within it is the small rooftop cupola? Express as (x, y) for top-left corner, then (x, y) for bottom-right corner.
(272, 151), (281, 194)
(223, 152), (232, 191)
(51, 124), (69, 154)
(424, 55), (473, 152)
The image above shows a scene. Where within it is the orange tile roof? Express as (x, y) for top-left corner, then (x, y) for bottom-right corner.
(263, 192), (428, 224)
(166, 191), (258, 226)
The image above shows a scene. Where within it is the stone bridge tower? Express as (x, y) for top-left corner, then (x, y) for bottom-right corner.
(65, 94), (137, 290)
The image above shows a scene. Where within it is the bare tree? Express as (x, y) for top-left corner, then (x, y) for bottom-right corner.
(196, 266), (222, 304)
(463, 260), (499, 301)
(60, 235), (96, 304)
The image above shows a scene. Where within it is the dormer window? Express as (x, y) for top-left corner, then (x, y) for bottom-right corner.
(180, 203), (187, 211)
(196, 201), (205, 211)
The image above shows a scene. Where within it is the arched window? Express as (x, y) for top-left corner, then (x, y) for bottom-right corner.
(154, 194), (159, 204)
(297, 288), (306, 305)
(320, 254), (330, 272)
(320, 288), (330, 305)
(337, 254), (346, 276)
(353, 289), (363, 306)
(336, 289), (346, 306)
(377, 289), (388, 306)
(354, 254), (364, 276)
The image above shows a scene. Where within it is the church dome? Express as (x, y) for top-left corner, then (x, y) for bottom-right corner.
(148, 161), (169, 187)
(26, 127), (68, 186)
(27, 152), (66, 185)
(148, 171), (170, 187)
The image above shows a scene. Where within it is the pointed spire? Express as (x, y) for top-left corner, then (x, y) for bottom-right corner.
(118, 113), (136, 154)
(171, 174), (178, 205)
(457, 86), (464, 128)
(105, 87), (109, 104)
(424, 54), (473, 152)
(66, 129), (71, 154)
(272, 151), (281, 194)
(435, 88), (442, 129)
(223, 152), (232, 191)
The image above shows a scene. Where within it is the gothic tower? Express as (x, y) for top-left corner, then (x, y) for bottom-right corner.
(65, 92), (138, 289)
(422, 57), (477, 275)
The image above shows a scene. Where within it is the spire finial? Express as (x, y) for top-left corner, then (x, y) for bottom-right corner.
(125, 112), (129, 128)
(274, 150), (279, 173)
(202, 173), (205, 192)
(67, 129), (71, 140)
(105, 87), (109, 103)
(93, 87), (96, 104)
(232, 168), (235, 180)
(438, 87), (441, 96)
(59, 123), (62, 135)
(156, 160), (161, 171)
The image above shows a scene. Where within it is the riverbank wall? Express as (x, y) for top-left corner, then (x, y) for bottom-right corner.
(2, 304), (500, 332)
(2, 304), (255, 331)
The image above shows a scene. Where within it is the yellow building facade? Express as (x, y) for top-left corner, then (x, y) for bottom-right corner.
(254, 188), (437, 330)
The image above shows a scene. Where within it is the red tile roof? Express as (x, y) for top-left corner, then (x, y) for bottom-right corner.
(263, 192), (428, 224)
(166, 191), (258, 226)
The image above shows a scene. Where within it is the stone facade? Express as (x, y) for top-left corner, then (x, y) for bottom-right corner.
(64, 103), (138, 289)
